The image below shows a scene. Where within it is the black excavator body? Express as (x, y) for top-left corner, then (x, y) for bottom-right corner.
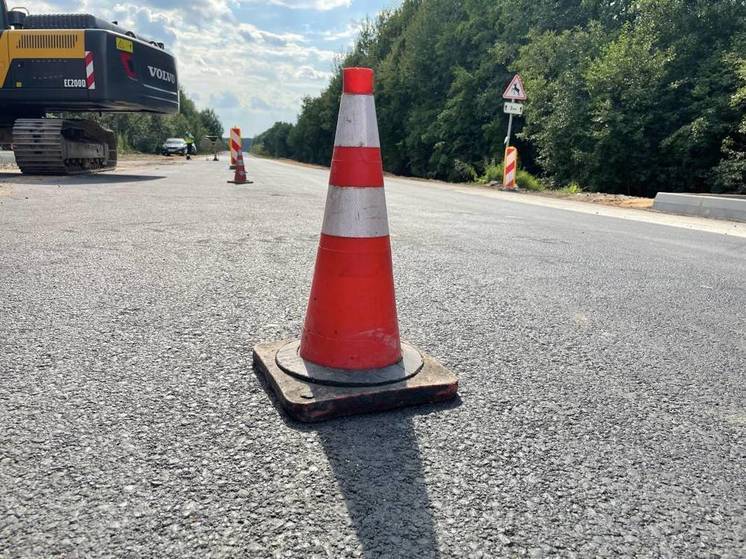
(0, 0), (179, 174)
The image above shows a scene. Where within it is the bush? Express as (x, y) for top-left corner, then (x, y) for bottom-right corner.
(476, 161), (544, 191)
(557, 182), (583, 194)
(517, 170), (545, 191)
(453, 159), (479, 182)
(477, 159), (504, 184)
(712, 136), (746, 194)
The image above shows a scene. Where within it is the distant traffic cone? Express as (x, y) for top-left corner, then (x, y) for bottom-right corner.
(253, 67), (458, 422)
(228, 150), (252, 184)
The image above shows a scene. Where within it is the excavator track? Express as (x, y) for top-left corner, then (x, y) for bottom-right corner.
(12, 118), (117, 175)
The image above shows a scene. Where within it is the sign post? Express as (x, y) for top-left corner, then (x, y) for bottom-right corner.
(205, 135), (220, 161)
(502, 74), (527, 189)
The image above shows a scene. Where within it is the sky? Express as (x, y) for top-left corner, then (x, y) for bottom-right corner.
(34, 0), (402, 135)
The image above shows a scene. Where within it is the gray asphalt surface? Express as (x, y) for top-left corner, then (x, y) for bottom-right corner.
(1, 156), (744, 558)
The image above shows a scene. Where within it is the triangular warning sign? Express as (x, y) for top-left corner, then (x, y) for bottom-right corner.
(503, 74), (527, 101)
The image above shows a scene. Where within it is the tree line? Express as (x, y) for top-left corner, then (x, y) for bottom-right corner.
(76, 89), (224, 154)
(251, 0), (746, 196)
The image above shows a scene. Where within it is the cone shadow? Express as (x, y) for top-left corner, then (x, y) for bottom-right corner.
(253, 341), (460, 557)
(253, 350), (463, 557)
(316, 417), (440, 558)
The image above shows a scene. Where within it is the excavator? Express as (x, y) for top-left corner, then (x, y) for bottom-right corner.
(0, 0), (179, 174)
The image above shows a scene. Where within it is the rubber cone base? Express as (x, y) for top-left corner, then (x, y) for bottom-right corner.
(228, 180), (253, 184)
(253, 339), (459, 422)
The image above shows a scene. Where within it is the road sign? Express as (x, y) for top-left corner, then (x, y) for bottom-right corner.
(503, 102), (524, 115)
(503, 74), (527, 101)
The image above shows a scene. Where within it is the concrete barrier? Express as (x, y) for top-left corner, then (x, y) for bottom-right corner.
(653, 192), (746, 223)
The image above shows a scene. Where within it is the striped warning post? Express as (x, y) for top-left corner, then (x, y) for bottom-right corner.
(229, 127), (241, 168)
(503, 146), (518, 189)
(299, 67), (401, 370)
(84, 51), (96, 90)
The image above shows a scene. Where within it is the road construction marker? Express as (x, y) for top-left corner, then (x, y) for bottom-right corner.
(253, 67), (459, 422)
(503, 146), (518, 190)
(229, 126), (241, 169)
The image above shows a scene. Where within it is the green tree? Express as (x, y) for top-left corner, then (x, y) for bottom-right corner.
(516, 25), (606, 188)
(199, 109), (224, 139)
(583, 24), (674, 196)
(714, 50), (746, 193)
(253, 0), (746, 195)
(251, 122), (294, 158)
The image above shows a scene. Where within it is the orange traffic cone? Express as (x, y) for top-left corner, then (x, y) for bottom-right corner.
(299, 68), (399, 370)
(253, 67), (458, 422)
(228, 150), (252, 184)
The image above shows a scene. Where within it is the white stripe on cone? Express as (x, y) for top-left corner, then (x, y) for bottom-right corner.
(321, 186), (389, 238)
(334, 94), (380, 148)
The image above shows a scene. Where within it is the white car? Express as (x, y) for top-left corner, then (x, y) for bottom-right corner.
(161, 138), (188, 156)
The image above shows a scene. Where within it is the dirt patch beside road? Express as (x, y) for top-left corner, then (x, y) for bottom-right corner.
(533, 190), (654, 209)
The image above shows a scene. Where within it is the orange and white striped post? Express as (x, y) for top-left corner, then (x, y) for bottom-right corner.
(229, 126), (242, 169)
(253, 67), (458, 422)
(503, 146), (518, 190)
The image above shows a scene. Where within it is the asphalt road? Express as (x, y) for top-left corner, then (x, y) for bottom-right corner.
(1, 157), (744, 558)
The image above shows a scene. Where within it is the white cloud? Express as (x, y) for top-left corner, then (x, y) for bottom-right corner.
(25, 0), (352, 135)
(248, 0), (351, 10)
(293, 65), (333, 81)
(238, 22), (306, 46)
(321, 20), (361, 41)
